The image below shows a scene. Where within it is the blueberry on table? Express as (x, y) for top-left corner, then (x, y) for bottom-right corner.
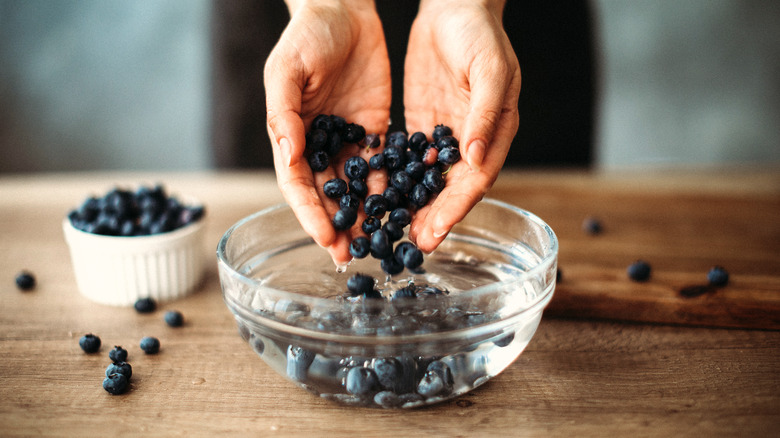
(79, 334), (101, 353)
(134, 297), (157, 313)
(582, 216), (603, 235)
(15, 271), (36, 291)
(108, 346), (128, 362)
(139, 336), (160, 354)
(707, 266), (729, 287)
(345, 366), (379, 396)
(103, 373), (129, 395)
(347, 274), (375, 296)
(105, 361), (133, 379)
(627, 260), (652, 282)
(323, 178), (348, 199)
(332, 208), (358, 231)
(164, 310), (184, 327)
(286, 345), (316, 382)
(349, 237), (371, 259)
(344, 156), (370, 181)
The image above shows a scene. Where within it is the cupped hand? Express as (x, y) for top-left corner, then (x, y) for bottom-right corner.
(264, 0), (392, 265)
(403, 0), (521, 253)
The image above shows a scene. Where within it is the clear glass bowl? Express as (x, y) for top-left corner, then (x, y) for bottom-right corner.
(217, 198), (557, 408)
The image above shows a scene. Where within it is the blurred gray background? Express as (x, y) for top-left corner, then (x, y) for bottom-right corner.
(1, 0), (779, 172)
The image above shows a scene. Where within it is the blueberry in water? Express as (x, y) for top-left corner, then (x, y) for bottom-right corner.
(627, 260), (652, 282)
(305, 128), (328, 151)
(416, 370), (445, 398)
(323, 178), (348, 199)
(287, 345), (316, 382)
(382, 187), (401, 210)
(707, 266), (729, 287)
(383, 146), (405, 171)
(391, 171), (413, 194)
(339, 193), (360, 212)
(342, 123), (366, 144)
(422, 168), (445, 193)
(103, 373), (129, 395)
(332, 208), (357, 231)
(389, 208), (412, 227)
(349, 237), (371, 259)
(374, 391), (401, 408)
(345, 367), (379, 396)
(392, 284), (418, 300)
(106, 361), (133, 379)
(408, 131), (428, 152)
(79, 334), (101, 353)
(364, 194), (388, 218)
(426, 360), (454, 389)
(364, 133), (381, 149)
(307, 150), (329, 172)
(381, 257), (405, 276)
(386, 131), (409, 148)
(494, 331), (515, 347)
(373, 357), (402, 391)
(15, 271), (36, 291)
(361, 216), (382, 234)
(164, 310), (184, 327)
(344, 156), (369, 181)
(369, 153), (385, 170)
(348, 179), (368, 199)
(347, 273), (375, 296)
(108, 346), (128, 362)
(134, 297), (157, 313)
(370, 229), (392, 259)
(405, 161), (425, 182)
(432, 124), (453, 141)
(325, 131), (344, 156)
(409, 184), (430, 209)
(438, 146), (461, 165)
(139, 336), (160, 354)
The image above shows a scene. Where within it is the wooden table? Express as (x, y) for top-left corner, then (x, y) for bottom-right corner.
(1, 167), (778, 437)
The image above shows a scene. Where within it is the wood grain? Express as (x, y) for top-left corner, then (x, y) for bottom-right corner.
(0, 168), (778, 437)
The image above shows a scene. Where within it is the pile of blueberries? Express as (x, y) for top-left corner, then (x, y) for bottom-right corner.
(67, 184), (205, 237)
(305, 114), (461, 276)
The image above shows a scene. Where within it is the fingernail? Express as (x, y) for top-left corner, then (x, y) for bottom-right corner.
(433, 229), (448, 239)
(467, 140), (486, 171)
(279, 137), (292, 168)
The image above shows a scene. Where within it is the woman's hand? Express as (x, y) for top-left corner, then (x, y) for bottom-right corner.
(264, 0), (392, 265)
(404, 0), (521, 252)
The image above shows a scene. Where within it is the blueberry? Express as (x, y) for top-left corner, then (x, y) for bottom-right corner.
(325, 131), (344, 156)
(287, 345), (316, 382)
(383, 147), (405, 171)
(103, 373), (129, 395)
(373, 357), (402, 391)
(108, 346), (128, 362)
(374, 391), (401, 408)
(139, 336), (160, 354)
(364, 194), (388, 218)
(312, 114), (335, 133)
(330, 114), (346, 132)
(406, 149), (422, 164)
(391, 171), (413, 194)
(361, 216), (382, 234)
(392, 284), (417, 300)
(422, 168), (445, 194)
(409, 184), (430, 209)
(323, 178), (348, 199)
(349, 237), (371, 259)
(416, 370), (445, 397)
(79, 333), (101, 353)
(438, 146), (461, 165)
(342, 123), (366, 144)
(164, 310), (184, 327)
(344, 156), (369, 181)
(432, 124), (453, 141)
(305, 128), (328, 151)
(627, 260), (652, 282)
(400, 245), (423, 270)
(382, 221), (404, 242)
(106, 361), (133, 379)
(386, 131), (409, 148)
(307, 150), (329, 172)
(370, 230), (392, 259)
(380, 257), (404, 276)
(408, 131), (428, 152)
(134, 297), (156, 313)
(382, 187), (401, 210)
(364, 133), (381, 149)
(15, 271), (35, 291)
(405, 161), (425, 182)
(369, 153), (385, 170)
(388, 208), (412, 227)
(345, 367), (379, 396)
(422, 146), (439, 166)
(707, 266), (729, 287)
(332, 208), (357, 231)
(347, 273), (375, 296)
(426, 360), (454, 389)
(582, 216), (603, 235)
(494, 331), (515, 347)
(348, 179), (368, 199)
(436, 135), (459, 150)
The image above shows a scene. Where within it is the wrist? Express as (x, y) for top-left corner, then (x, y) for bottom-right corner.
(285, 0), (376, 14)
(419, 0), (506, 17)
